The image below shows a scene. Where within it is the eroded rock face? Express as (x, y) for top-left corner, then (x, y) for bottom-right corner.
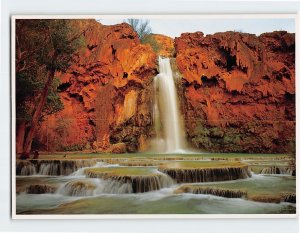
(36, 25), (295, 154)
(175, 31), (295, 153)
(37, 20), (157, 152)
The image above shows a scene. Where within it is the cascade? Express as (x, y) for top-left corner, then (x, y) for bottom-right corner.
(175, 185), (247, 198)
(18, 161), (36, 176)
(260, 166), (295, 175)
(158, 161), (252, 183)
(84, 167), (174, 193)
(152, 57), (187, 153)
(57, 180), (97, 196)
(95, 179), (133, 194)
(16, 159), (97, 176)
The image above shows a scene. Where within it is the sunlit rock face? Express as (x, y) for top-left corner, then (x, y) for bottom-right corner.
(35, 24), (295, 154)
(175, 31), (295, 153)
(152, 34), (175, 57)
(37, 20), (157, 152)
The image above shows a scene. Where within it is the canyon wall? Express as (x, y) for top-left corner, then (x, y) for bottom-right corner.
(35, 21), (295, 154)
(175, 31), (295, 153)
(37, 20), (157, 152)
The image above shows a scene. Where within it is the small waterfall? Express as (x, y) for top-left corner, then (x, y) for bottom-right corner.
(16, 159), (98, 176)
(39, 163), (60, 176)
(85, 169), (174, 193)
(95, 179), (133, 194)
(21, 164), (36, 176)
(260, 166), (295, 175)
(152, 57), (187, 153)
(58, 180), (97, 196)
(159, 166), (252, 183)
(176, 186), (247, 198)
(281, 193), (296, 203)
(17, 161), (37, 176)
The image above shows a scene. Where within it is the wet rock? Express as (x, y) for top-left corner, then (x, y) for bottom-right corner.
(26, 184), (56, 194)
(249, 194), (282, 204)
(281, 193), (296, 203)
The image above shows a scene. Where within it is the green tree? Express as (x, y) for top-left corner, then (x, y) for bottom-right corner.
(16, 19), (84, 155)
(125, 19), (151, 41)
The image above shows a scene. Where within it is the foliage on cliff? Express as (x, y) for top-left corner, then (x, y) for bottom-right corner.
(16, 19), (84, 154)
(34, 20), (157, 152)
(125, 19), (162, 54)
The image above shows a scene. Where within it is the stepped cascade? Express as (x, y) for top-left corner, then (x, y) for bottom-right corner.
(152, 57), (187, 153)
(16, 159), (97, 176)
(84, 167), (174, 193)
(15, 155), (296, 214)
(158, 161), (252, 183)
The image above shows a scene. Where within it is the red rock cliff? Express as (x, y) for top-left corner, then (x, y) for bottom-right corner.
(175, 31), (295, 153)
(37, 20), (157, 152)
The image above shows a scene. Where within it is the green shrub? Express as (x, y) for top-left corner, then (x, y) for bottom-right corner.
(141, 34), (162, 54)
(209, 127), (224, 138)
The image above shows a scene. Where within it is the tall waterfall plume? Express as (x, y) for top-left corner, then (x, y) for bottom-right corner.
(152, 57), (187, 153)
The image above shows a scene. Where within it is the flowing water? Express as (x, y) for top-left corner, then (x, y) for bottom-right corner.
(14, 56), (296, 215)
(152, 57), (187, 153)
(16, 156), (296, 215)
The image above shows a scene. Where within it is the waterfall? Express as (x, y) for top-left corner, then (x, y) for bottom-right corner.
(176, 186), (247, 198)
(158, 166), (252, 183)
(152, 57), (187, 153)
(20, 163), (36, 176)
(57, 180), (97, 196)
(16, 159), (97, 176)
(260, 166), (295, 175)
